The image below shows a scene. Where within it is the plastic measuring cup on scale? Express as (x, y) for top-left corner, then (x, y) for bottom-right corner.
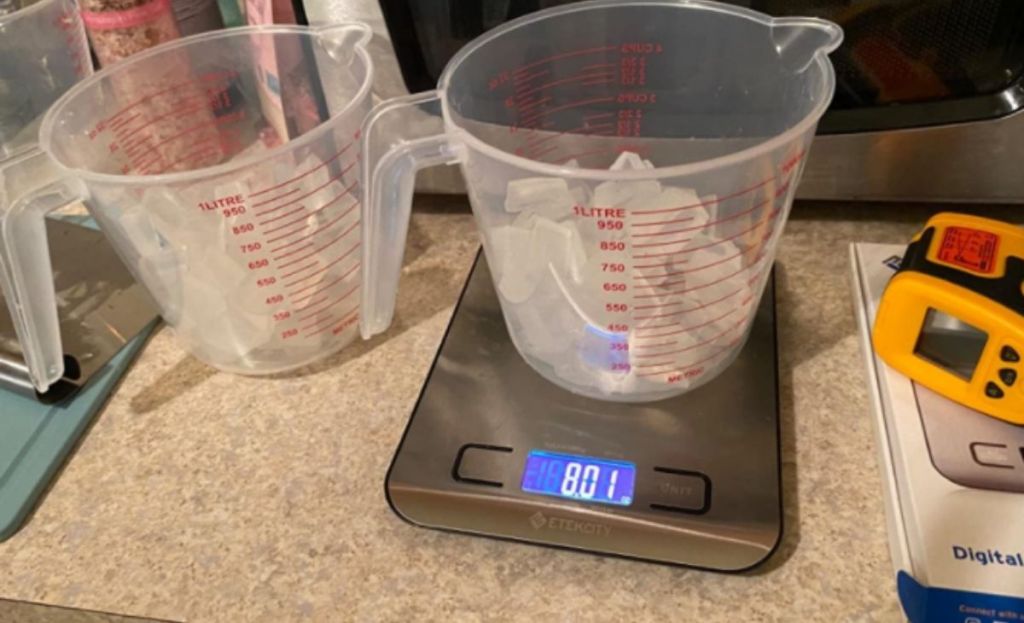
(361, 0), (842, 402)
(484, 40), (809, 396)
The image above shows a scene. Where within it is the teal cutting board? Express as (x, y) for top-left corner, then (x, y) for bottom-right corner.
(0, 321), (157, 541)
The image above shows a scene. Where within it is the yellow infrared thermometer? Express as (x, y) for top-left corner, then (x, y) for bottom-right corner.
(873, 213), (1024, 425)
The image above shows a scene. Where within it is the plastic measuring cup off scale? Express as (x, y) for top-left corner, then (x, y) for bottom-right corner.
(0, 24), (373, 393)
(362, 0), (841, 402)
(0, 0), (91, 160)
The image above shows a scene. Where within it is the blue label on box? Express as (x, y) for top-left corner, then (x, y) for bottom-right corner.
(898, 571), (1024, 623)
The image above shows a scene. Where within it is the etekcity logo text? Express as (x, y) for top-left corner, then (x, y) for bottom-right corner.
(527, 512), (611, 536)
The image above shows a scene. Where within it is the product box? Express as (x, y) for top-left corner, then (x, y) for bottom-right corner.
(851, 243), (1024, 623)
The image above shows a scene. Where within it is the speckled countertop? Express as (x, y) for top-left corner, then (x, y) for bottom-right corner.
(2, 198), (1019, 623)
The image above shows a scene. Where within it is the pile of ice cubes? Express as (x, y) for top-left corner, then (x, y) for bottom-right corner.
(115, 147), (361, 371)
(486, 151), (771, 398)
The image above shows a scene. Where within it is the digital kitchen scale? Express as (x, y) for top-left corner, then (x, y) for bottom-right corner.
(386, 252), (782, 570)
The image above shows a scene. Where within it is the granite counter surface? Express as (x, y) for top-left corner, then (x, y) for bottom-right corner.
(2, 199), (1017, 622)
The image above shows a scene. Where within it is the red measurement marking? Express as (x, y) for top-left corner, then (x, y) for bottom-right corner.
(298, 283), (360, 322)
(525, 122), (617, 153)
(305, 306), (359, 337)
(633, 288), (743, 317)
(556, 147), (626, 165)
(276, 221), (360, 270)
(248, 141), (355, 197)
(631, 341), (676, 350)
(252, 186), (301, 209)
(781, 148), (806, 174)
(254, 158), (358, 217)
(298, 292), (331, 311)
(517, 96), (551, 114)
(584, 112), (615, 122)
(632, 236), (694, 250)
(582, 62), (616, 71)
(518, 95), (616, 126)
(525, 145), (560, 160)
(515, 71), (616, 99)
(512, 45), (618, 76)
(631, 219), (697, 237)
(132, 150), (162, 172)
(634, 247), (764, 284)
(110, 112), (140, 132)
(148, 139), (221, 174)
(261, 183), (359, 233)
(125, 137), (156, 160)
(638, 331), (741, 365)
(258, 205), (308, 229)
(280, 260), (320, 281)
(635, 360), (673, 369)
(631, 174), (792, 217)
(119, 99), (205, 147)
(134, 109), (242, 160)
(288, 259), (360, 296)
(632, 205), (779, 258)
(270, 206), (359, 254)
(632, 219), (776, 267)
(266, 195), (358, 243)
(103, 71), (236, 124)
(580, 77), (615, 87)
(630, 261), (761, 301)
(513, 69), (550, 84)
(634, 305), (745, 339)
(635, 336), (743, 378)
(292, 262), (360, 303)
(301, 310), (345, 331)
(272, 242), (315, 262)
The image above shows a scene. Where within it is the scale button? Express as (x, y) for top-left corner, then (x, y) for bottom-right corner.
(1000, 368), (1018, 387)
(649, 467), (711, 515)
(452, 443), (514, 488)
(985, 382), (1005, 399)
(970, 443), (1015, 469)
(1001, 346), (1020, 363)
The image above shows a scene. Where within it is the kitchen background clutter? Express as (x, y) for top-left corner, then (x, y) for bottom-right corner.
(0, 0), (1020, 621)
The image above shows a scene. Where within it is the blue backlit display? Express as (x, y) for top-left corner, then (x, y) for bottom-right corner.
(520, 450), (635, 506)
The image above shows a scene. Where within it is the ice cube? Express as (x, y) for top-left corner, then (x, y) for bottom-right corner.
(512, 211), (538, 230)
(120, 210), (161, 257)
(569, 185), (589, 211)
(504, 177), (575, 219)
(488, 225), (541, 303)
(593, 177), (660, 211)
(137, 249), (182, 323)
(610, 151), (649, 171)
(651, 186), (709, 230)
(504, 270), (576, 360)
(295, 152), (331, 189)
(531, 217), (588, 283)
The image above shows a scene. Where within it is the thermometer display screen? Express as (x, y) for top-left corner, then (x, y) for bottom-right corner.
(521, 450), (635, 506)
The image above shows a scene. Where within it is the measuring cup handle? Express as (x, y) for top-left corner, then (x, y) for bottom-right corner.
(0, 148), (88, 393)
(360, 90), (463, 338)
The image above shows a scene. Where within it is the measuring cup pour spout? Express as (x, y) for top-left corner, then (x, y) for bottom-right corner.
(771, 18), (843, 72)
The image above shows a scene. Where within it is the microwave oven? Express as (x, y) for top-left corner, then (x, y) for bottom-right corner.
(311, 0), (1024, 203)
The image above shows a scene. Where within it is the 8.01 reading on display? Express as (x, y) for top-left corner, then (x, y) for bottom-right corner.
(520, 450), (636, 506)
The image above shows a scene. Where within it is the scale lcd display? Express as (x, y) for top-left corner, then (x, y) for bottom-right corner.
(520, 450), (635, 506)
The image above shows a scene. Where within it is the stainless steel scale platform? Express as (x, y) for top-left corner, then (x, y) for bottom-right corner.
(386, 253), (782, 570)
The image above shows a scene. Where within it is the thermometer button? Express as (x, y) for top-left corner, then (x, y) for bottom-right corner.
(1000, 345), (1020, 363)
(999, 368), (1017, 387)
(985, 382), (1005, 399)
